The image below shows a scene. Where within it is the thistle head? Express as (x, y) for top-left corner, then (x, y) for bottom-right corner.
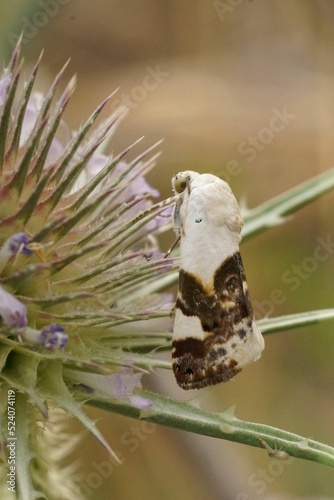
(0, 39), (174, 498)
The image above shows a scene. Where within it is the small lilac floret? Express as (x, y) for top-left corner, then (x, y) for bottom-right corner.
(0, 285), (28, 327)
(80, 366), (153, 409)
(112, 367), (153, 409)
(8, 233), (32, 255)
(38, 323), (68, 349)
(0, 74), (11, 107)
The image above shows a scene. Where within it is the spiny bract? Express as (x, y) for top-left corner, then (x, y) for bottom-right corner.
(0, 39), (174, 499)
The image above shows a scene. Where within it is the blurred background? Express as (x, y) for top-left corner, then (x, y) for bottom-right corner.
(1, 1), (334, 498)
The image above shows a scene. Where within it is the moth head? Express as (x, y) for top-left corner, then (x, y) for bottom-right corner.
(172, 171), (199, 195)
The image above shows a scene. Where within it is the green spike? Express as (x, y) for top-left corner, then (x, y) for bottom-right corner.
(49, 241), (106, 276)
(31, 217), (66, 243)
(38, 362), (121, 463)
(71, 136), (144, 211)
(28, 291), (94, 308)
(44, 130), (113, 215)
(0, 62), (23, 169)
(5, 51), (43, 165)
(102, 196), (174, 256)
(16, 168), (55, 225)
(8, 117), (48, 196)
(76, 195), (151, 248)
(27, 60), (71, 149)
(2, 262), (51, 290)
(7, 33), (23, 72)
(49, 94), (113, 186)
(31, 76), (76, 181)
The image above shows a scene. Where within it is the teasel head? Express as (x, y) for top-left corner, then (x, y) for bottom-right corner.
(0, 38), (174, 499)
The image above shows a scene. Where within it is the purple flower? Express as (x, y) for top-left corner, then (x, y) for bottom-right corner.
(73, 156), (160, 201)
(0, 74), (11, 107)
(72, 366), (152, 409)
(7, 233), (32, 255)
(106, 366), (153, 409)
(0, 233), (35, 272)
(0, 285), (27, 327)
(20, 92), (43, 147)
(142, 251), (174, 275)
(70, 152), (110, 192)
(38, 323), (68, 350)
(112, 161), (160, 200)
(153, 205), (173, 230)
(86, 152), (110, 178)
(70, 154), (164, 243)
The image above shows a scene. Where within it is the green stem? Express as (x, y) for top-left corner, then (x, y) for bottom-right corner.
(259, 308), (334, 334)
(85, 389), (334, 468)
(242, 168), (334, 240)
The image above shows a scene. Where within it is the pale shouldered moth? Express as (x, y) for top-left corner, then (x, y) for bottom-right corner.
(171, 171), (264, 390)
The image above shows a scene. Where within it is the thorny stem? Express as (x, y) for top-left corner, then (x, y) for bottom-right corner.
(85, 389), (334, 468)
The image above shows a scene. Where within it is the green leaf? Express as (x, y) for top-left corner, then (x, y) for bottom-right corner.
(259, 308), (334, 334)
(37, 361), (121, 464)
(0, 345), (12, 371)
(242, 168), (334, 240)
(15, 392), (36, 500)
(1, 351), (47, 417)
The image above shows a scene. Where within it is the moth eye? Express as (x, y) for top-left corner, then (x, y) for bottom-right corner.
(174, 177), (189, 193)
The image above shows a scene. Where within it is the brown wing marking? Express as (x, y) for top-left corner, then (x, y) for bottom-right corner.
(172, 252), (255, 389)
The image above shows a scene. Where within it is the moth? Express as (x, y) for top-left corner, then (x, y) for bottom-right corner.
(171, 171), (264, 390)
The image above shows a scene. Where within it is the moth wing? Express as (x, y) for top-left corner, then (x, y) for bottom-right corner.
(172, 252), (264, 390)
